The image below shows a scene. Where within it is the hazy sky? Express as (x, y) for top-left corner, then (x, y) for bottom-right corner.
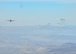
(0, 1), (76, 54)
(0, 0), (76, 26)
(0, 1), (76, 53)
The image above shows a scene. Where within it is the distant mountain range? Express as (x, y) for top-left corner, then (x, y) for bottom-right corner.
(0, 25), (76, 54)
(17, 42), (76, 54)
(49, 43), (76, 54)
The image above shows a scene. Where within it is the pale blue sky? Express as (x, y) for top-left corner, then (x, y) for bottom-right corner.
(0, 1), (76, 26)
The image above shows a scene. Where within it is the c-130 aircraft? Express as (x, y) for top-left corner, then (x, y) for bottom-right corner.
(8, 19), (15, 22)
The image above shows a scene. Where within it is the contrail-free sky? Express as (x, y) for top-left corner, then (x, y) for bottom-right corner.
(0, 1), (76, 26)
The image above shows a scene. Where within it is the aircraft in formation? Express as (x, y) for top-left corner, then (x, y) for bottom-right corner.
(57, 18), (65, 25)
